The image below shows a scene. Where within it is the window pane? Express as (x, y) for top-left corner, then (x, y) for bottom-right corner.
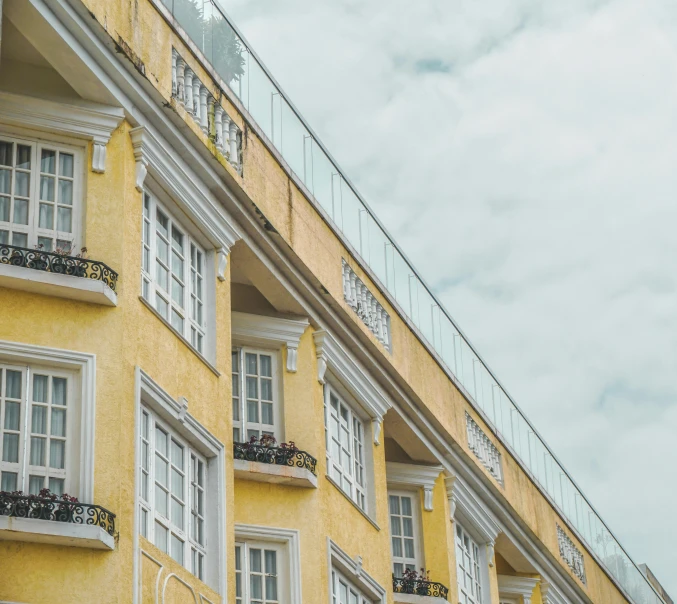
(261, 402), (273, 425)
(38, 203), (54, 229)
(31, 405), (47, 434)
(16, 145), (30, 169)
(389, 495), (400, 515)
(49, 440), (65, 469)
(30, 436), (46, 466)
(49, 477), (64, 495)
(0, 198), (9, 223)
(247, 400), (259, 423)
(246, 376), (257, 398)
(250, 547), (262, 572)
(155, 522), (168, 552)
(12, 232), (27, 247)
(6, 371), (21, 399)
(171, 498), (184, 529)
(2, 433), (19, 463)
(53, 378), (67, 406)
(156, 455), (168, 485)
(29, 475), (43, 494)
(38, 237), (53, 252)
(51, 409), (66, 437)
(250, 575), (262, 600)
(401, 496), (412, 516)
(41, 149), (56, 173)
(0, 229), (9, 244)
(0, 170), (10, 195)
(156, 210), (168, 238)
(12, 198), (28, 225)
(260, 355), (272, 377)
(32, 374), (48, 403)
(39, 176), (55, 201)
(15, 172), (30, 198)
(58, 180), (73, 206)
(59, 153), (74, 178)
(57, 207), (72, 233)
(4, 401), (20, 430)
(140, 508), (148, 537)
(171, 440), (184, 469)
(261, 379), (272, 402)
(0, 142), (12, 167)
(171, 534), (184, 564)
(1, 471), (17, 491)
(155, 427), (168, 456)
(403, 517), (413, 537)
(171, 468), (184, 498)
(155, 485), (168, 517)
(171, 309), (184, 333)
(245, 353), (257, 374)
(404, 538), (415, 558)
(172, 278), (184, 306)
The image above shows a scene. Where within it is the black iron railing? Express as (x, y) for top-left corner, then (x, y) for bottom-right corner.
(233, 442), (317, 475)
(0, 493), (116, 536)
(0, 244), (118, 292)
(393, 575), (449, 599)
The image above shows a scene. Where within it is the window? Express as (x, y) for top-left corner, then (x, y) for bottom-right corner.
(331, 568), (373, 604)
(141, 191), (207, 354)
(235, 540), (286, 604)
(0, 363), (75, 495)
(324, 386), (367, 511)
(389, 491), (422, 577)
(456, 524), (484, 604)
(139, 407), (207, 580)
(231, 348), (280, 443)
(0, 135), (81, 252)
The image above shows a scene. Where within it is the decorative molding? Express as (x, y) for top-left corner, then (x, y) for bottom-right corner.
(342, 260), (391, 351)
(231, 312), (309, 372)
(313, 329), (391, 420)
(557, 525), (586, 585)
(386, 462), (443, 511)
(465, 413), (503, 485)
(539, 581), (570, 604)
(497, 576), (540, 604)
(217, 249), (228, 281)
(445, 473), (500, 545)
(235, 524), (303, 604)
(371, 418), (382, 446)
(129, 126), (241, 252)
(327, 538), (386, 604)
(0, 340), (96, 503)
(0, 91), (123, 173)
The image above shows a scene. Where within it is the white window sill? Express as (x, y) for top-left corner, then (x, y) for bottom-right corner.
(0, 263), (117, 306)
(234, 459), (318, 488)
(0, 515), (115, 550)
(394, 595), (448, 604)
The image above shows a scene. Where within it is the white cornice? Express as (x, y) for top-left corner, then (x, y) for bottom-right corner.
(386, 462), (443, 511)
(129, 125), (241, 252)
(0, 91), (123, 173)
(498, 576), (540, 604)
(327, 538), (386, 604)
(232, 312), (309, 372)
(313, 329), (392, 420)
(446, 473), (500, 547)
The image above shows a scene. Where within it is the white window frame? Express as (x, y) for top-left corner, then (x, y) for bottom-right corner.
(231, 346), (282, 443)
(138, 407), (207, 579)
(388, 489), (424, 578)
(141, 187), (213, 358)
(455, 522), (485, 604)
(0, 132), (84, 253)
(331, 568), (373, 604)
(324, 383), (368, 513)
(235, 539), (287, 604)
(327, 538), (385, 604)
(134, 369), (226, 597)
(0, 341), (95, 501)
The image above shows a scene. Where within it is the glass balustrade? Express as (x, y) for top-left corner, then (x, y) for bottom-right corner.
(160, 1), (664, 602)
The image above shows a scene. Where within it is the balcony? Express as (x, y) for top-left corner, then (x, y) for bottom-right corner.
(392, 575), (449, 603)
(233, 441), (318, 488)
(0, 244), (118, 306)
(0, 492), (116, 550)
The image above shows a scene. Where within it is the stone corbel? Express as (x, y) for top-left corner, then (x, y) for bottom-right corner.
(178, 397), (189, 424)
(423, 486), (434, 512)
(487, 540), (495, 567)
(92, 141), (107, 173)
(286, 344), (299, 372)
(371, 417), (382, 446)
(217, 248), (228, 282)
(129, 126), (148, 192)
(135, 158), (148, 192)
(316, 352), (328, 384)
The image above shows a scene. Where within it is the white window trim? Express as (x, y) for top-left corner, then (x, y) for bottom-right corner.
(0, 91), (124, 173)
(232, 311), (309, 372)
(231, 346), (282, 443)
(133, 368), (226, 599)
(327, 538), (386, 604)
(455, 522), (486, 604)
(497, 576), (540, 604)
(386, 462), (443, 512)
(235, 524), (302, 604)
(387, 488), (425, 577)
(0, 339), (95, 502)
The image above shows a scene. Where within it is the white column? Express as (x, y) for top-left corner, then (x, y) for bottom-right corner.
(349, 272), (357, 308)
(192, 77), (201, 120)
(176, 57), (185, 104)
(229, 119), (239, 167)
(214, 105), (224, 150)
(184, 67), (194, 113)
(199, 86), (209, 133)
(171, 49), (178, 97)
(222, 115), (231, 156)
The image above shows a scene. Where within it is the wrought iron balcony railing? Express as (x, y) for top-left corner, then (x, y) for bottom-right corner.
(0, 244), (118, 292)
(393, 575), (449, 600)
(0, 493), (116, 536)
(233, 442), (317, 475)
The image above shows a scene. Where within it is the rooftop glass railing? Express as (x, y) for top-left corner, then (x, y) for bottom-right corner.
(159, 1), (664, 602)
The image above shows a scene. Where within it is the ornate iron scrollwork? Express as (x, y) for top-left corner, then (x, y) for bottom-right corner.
(233, 442), (317, 475)
(392, 575), (449, 599)
(0, 493), (116, 537)
(0, 244), (118, 292)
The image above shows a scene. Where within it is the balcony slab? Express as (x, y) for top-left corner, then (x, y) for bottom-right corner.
(393, 596), (448, 604)
(233, 459), (318, 488)
(0, 515), (115, 550)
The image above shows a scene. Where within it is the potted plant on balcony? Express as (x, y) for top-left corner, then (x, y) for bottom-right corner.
(397, 569), (432, 596)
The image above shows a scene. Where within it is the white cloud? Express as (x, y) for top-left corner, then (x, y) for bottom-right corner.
(225, 0), (677, 595)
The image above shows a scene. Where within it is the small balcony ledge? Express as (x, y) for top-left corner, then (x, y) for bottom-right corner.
(0, 494), (116, 550)
(233, 442), (318, 489)
(393, 577), (449, 603)
(0, 244), (118, 306)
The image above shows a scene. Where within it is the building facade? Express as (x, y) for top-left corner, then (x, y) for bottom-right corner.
(0, 1), (667, 604)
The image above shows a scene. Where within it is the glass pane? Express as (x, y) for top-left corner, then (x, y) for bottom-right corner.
(32, 374), (48, 403)
(261, 402), (273, 425)
(389, 495), (400, 515)
(0, 170), (10, 195)
(39, 176), (54, 201)
(49, 440), (65, 469)
(261, 379), (272, 401)
(155, 522), (168, 552)
(260, 355), (272, 377)
(1, 471), (17, 491)
(41, 149), (56, 173)
(6, 370), (21, 399)
(58, 180), (73, 206)
(2, 433), (19, 463)
(250, 547), (262, 572)
(29, 475), (43, 495)
(392, 537), (402, 557)
(245, 353), (257, 374)
(401, 497), (412, 516)
(59, 153), (74, 177)
(247, 400), (259, 423)
(12, 232), (27, 247)
(403, 517), (413, 537)
(0, 197), (9, 223)
(156, 210), (168, 238)
(155, 485), (168, 516)
(172, 278), (184, 306)
(246, 376), (257, 398)
(171, 534), (184, 564)
(404, 538), (415, 558)
(57, 207), (72, 233)
(171, 309), (184, 333)
(250, 575), (262, 600)
(0, 229), (7, 244)
(53, 378), (67, 406)
(0, 142), (12, 167)
(48, 478), (64, 495)
(30, 436), (46, 466)
(38, 237), (53, 252)
(15, 172), (29, 197)
(16, 146), (30, 169)
(155, 427), (168, 455)
(31, 405), (47, 434)
(4, 401), (20, 430)
(156, 455), (168, 485)
(171, 498), (184, 529)
(13, 198), (28, 225)
(38, 203), (54, 230)
(171, 468), (184, 498)
(171, 440), (184, 469)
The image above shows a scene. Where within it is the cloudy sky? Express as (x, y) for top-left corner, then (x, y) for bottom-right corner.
(223, 0), (677, 594)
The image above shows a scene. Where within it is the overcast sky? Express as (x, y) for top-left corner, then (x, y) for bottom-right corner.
(224, 0), (677, 594)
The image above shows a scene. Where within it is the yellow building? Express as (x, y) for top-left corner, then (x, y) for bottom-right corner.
(0, 1), (668, 604)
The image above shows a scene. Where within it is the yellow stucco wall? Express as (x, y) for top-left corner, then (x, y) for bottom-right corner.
(0, 0), (638, 603)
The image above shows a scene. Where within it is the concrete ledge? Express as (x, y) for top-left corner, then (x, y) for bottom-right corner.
(234, 459), (318, 488)
(0, 264), (117, 306)
(0, 516), (115, 550)
(393, 595), (448, 604)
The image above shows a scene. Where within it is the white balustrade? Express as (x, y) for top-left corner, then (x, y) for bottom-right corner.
(466, 413), (503, 484)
